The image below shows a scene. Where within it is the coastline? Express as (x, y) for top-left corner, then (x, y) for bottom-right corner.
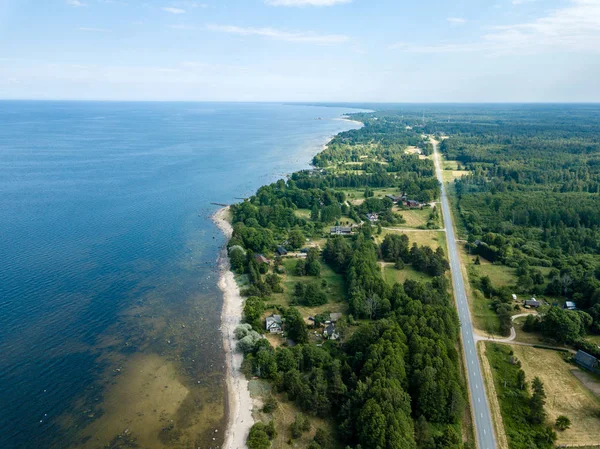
(213, 118), (364, 449)
(214, 206), (254, 449)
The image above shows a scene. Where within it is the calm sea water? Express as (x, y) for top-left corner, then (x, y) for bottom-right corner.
(0, 102), (361, 449)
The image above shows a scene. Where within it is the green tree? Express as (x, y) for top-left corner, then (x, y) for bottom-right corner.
(529, 377), (547, 424)
(285, 307), (308, 344)
(555, 415), (571, 431)
(306, 248), (322, 276)
(311, 205), (320, 222)
(289, 230), (306, 250)
(247, 422), (275, 449)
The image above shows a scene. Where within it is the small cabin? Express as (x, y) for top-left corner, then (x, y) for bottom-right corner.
(330, 226), (353, 236)
(564, 301), (577, 311)
(524, 298), (541, 308)
(276, 246), (288, 256)
(254, 254), (271, 265)
(574, 350), (600, 374)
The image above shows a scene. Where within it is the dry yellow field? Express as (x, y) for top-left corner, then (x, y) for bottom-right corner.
(510, 345), (600, 446)
(395, 208), (431, 228)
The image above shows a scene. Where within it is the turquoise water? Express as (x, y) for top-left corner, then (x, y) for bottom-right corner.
(0, 102), (360, 449)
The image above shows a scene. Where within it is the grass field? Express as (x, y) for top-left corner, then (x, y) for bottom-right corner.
(268, 258), (347, 319)
(470, 256), (517, 288)
(391, 208), (432, 228)
(586, 334), (600, 345)
(382, 263), (432, 286)
(375, 228), (446, 251)
(509, 345), (600, 446)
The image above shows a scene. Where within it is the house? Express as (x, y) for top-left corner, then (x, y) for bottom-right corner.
(366, 213), (379, 222)
(524, 298), (541, 308)
(329, 313), (342, 322)
(323, 323), (339, 340)
(254, 254), (270, 265)
(386, 194), (402, 204)
(574, 350), (600, 374)
(266, 315), (283, 334)
(276, 246), (288, 256)
(564, 301), (577, 311)
(330, 226), (353, 236)
(404, 199), (422, 209)
(300, 248), (310, 254)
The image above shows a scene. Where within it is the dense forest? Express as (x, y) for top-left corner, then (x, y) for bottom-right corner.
(412, 104), (600, 338)
(226, 115), (470, 449)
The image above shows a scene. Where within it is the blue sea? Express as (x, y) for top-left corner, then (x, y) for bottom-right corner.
(0, 102), (361, 449)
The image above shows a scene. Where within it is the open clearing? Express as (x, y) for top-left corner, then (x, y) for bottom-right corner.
(376, 228), (446, 251)
(393, 208), (431, 228)
(269, 258), (347, 318)
(250, 380), (336, 449)
(382, 263), (432, 286)
(510, 345), (600, 446)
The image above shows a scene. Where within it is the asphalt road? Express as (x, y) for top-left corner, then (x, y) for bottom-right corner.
(432, 140), (497, 449)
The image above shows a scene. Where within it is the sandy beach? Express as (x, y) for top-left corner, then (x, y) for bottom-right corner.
(214, 206), (254, 449)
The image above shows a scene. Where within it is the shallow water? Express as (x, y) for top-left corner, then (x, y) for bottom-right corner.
(0, 102), (361, 449)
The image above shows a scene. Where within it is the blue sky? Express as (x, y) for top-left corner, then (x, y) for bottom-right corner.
(0, 0), (599, 101)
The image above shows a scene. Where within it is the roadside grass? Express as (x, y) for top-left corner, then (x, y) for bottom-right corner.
(509, 344), (600, 447)
(455, 243), (502, 335)
(478, 342), (510, 449)
(382, 263), (432, 286)
(446, 182), (469, 240)
(484, 343), (565, 449)
(249, 380), (340, 449)
(471, 289), (502, 336)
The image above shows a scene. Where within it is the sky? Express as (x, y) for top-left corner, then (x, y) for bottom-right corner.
(0, 0), (599, 102)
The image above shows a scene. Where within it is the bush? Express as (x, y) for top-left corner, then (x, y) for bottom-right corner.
(247, 422), (276, 449)
(555, 415), (571, 431)
(262, 395), (278, 414)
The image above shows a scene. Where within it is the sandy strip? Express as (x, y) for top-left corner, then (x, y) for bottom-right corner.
(214, 206), (254, 449)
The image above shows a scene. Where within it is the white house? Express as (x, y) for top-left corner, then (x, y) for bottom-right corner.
(266, 315), (282, 334)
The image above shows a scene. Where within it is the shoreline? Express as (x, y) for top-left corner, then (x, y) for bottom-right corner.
(214, 206), (254, 449)
(213, 117), (364, 449)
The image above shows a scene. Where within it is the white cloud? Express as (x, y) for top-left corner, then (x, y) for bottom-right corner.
(392, 0), (600, 55)
(206, 24), (350, 44)
(447, 17), (467, 24)
(162, 7), (186, 14)
(265, 0), (350, 6)
(66, 0), (86, 6)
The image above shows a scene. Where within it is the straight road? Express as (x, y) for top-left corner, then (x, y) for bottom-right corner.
(432, 139), (497, 449)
